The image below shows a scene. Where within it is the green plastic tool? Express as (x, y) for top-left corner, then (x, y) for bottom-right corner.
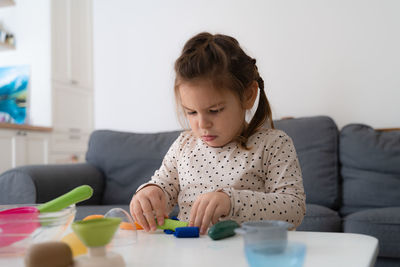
(157, 218), (189, 231)
(38, 185), (93, 212)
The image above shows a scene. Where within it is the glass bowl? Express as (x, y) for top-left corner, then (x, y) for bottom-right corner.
(0, 204), (76, 257)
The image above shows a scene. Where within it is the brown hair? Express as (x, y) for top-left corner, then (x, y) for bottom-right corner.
(174, 32), (274, 148)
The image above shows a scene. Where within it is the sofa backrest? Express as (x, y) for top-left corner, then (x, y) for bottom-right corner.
(87, 116), (341, 209)
(86, 130), (180, 205)
(275, 116), (340, 209)
(340, 124), (400, 215)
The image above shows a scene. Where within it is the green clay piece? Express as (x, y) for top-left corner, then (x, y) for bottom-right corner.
(208, 220), (240, 240)
(157, 218), (189, 231)
(72, 217), (121, 247)
(38, 185), (93, 213)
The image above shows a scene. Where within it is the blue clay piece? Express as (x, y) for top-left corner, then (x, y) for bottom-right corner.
(170, 216), (179, 221)
(174, 227), (199, 238)
(164, 229), (174, 235)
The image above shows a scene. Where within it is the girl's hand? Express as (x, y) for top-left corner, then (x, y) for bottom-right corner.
(130, 185), (168, 232)
(189, 191), (231, 235)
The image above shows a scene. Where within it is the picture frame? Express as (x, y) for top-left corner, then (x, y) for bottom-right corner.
(0, 65), (30, 125)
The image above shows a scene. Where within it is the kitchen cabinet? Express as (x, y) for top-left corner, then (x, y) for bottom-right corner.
(0, 127), (50, 174)
(50, 0), (94, 164)
(51, 0), (93, 89)
(52, 83), (93, 133)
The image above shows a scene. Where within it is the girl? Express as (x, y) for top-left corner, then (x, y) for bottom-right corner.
(130, 32), (306, 235)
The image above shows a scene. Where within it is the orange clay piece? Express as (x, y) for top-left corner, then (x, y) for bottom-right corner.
(83, 214), (143, 230)
(133, 222), (144, 230)
(120, 221), (144, 230)
(82, 214), (104, 221)
(120, 222), (134, 230)
(135, 222), (144, 230)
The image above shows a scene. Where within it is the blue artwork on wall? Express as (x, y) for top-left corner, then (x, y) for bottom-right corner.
(0, 65), (29, 124)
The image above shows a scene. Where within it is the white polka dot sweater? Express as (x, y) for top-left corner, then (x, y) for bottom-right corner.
(138, 128), (306, 228)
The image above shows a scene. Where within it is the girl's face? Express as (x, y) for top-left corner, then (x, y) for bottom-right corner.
(179, 80), (247, 147)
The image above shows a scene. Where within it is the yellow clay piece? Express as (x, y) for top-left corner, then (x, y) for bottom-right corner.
(61, 232), (87, 257)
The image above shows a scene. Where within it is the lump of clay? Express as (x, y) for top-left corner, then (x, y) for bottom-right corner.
(25, 241), (73, 267)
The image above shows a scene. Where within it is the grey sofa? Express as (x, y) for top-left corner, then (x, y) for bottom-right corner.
(0, 116), (399, 267)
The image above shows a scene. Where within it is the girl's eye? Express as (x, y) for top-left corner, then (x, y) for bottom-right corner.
(187, 111), (197, 115)
(210, 108), (224, 114)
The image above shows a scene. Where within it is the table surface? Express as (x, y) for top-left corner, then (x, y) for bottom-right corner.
(0, 230), (378, 267)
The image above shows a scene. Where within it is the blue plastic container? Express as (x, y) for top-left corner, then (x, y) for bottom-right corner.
(245, 242), (306, 267)
(235, 221), (306, 267)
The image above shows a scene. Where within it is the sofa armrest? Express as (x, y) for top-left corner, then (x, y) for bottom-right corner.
(0, 163), (105, 205)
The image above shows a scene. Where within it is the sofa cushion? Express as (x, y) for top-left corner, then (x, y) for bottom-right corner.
(340, 124), (400, 215)
(297, 203), (341, 232)
(0, 164), (104, 205)
(275, 116), (340, 209)
(375, 257), (400, 267)
(343, 207), (400, 258)
(86, 130), (181, 205)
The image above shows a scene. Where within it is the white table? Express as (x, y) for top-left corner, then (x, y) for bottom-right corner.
(0, 231), (379, 267)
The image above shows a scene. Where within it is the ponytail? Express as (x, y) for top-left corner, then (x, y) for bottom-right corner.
(238, 66), (274, 149)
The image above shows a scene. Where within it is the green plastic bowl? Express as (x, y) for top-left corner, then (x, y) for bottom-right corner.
(72, 218), (121, 247)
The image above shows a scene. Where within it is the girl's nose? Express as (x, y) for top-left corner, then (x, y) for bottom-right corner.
(199, 115), (212, 129)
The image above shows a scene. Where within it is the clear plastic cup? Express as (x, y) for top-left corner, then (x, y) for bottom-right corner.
(104, 208), (137, 247)
(235, 220), (306, 267)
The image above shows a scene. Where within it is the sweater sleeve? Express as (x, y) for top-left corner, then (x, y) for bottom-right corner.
(136, 133), (183, 214)
(219, 132), (306, 228)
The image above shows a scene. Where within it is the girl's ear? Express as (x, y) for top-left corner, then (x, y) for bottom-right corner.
(243, 81), (258, 109)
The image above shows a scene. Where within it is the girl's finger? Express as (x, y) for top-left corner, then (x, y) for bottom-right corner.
(132, 201), (150, 232)
(189, 199), (200, 227)
(139, 197), (157, 231)
(130, 198), (140, 222)
(211, 204), (225, 224)
(129, 201), (138, 223)
(201, 201), (217, 234)
(151, 192), (167, 226)
(129, 198), (135, 220)
(194, 199), (208, 228)
(211, 211), (220, 225)
(159, 190), (169, 220)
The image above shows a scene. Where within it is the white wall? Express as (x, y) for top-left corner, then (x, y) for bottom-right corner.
(93, 0), (400, 132)
(0, 0), (51, 127)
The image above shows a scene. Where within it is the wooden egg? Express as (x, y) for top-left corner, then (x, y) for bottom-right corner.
(24, 241), (73, 267)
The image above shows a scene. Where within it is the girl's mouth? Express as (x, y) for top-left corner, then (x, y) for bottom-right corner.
(202, 135), (217, 142)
